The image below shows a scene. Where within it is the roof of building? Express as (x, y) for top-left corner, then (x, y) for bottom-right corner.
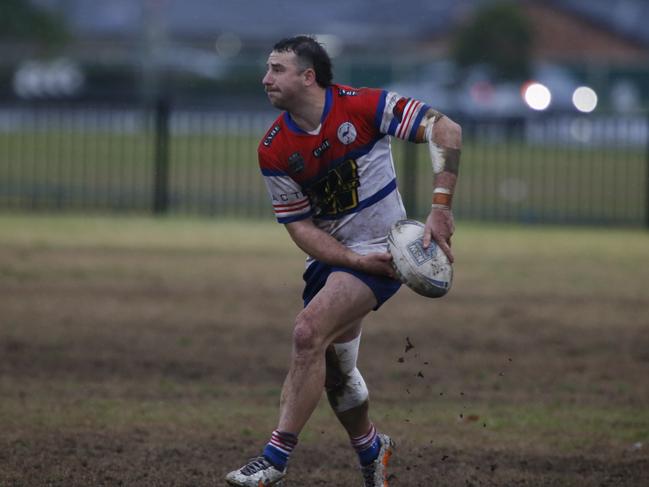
(34, 0), (649, 49)
(549, 0), (649, 47)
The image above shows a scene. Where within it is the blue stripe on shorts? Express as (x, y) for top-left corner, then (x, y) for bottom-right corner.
(302, 260), (401, 310)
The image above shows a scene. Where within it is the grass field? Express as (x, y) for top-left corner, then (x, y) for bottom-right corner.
(1, 214), (648, 486)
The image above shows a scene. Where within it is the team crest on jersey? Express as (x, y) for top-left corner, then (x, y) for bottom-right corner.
(288, 152), (305, 173)
(337, 122), (357, 145)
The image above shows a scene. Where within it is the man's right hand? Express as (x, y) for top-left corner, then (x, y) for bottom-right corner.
(286, 219), (398, 279)
(355, 252), (398, 280)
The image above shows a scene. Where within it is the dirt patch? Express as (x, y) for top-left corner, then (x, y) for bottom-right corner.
(2, 429), (647, 486)
(1, 242), (648, 486)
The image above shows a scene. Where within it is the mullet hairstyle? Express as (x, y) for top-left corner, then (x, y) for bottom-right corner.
(273, 35), (333, 88)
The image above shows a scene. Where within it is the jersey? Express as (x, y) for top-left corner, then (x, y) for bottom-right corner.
(258, 84), (431, 261)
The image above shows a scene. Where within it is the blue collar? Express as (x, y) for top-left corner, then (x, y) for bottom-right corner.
(283, 86), (333, 134)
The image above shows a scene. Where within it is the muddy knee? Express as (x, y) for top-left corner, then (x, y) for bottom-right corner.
(324, 336), (369, 412)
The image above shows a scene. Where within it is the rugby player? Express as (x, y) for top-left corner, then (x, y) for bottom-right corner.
(226, 35), (461, 487)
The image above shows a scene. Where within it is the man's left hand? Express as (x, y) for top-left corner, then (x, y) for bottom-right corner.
(423, 208), (455, 263)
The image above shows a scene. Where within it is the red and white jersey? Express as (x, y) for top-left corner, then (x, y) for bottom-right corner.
(258, 84), (430, 258)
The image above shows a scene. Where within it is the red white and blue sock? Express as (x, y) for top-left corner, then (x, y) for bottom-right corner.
(262, 430), (298, 470)
(350, 423), (380, 466)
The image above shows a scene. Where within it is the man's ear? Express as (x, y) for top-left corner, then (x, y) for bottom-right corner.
(302, 68), (317, 87)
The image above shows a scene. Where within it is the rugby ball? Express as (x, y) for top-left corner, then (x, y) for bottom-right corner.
(387, 219), (453, 298)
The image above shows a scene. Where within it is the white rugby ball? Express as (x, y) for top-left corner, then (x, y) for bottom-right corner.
(387, 219), (453, 298)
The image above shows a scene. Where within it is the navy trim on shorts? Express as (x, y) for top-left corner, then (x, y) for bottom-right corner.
(302, 260), (401, 311)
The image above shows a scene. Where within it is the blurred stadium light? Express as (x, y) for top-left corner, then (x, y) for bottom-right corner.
(523, 82), (552, 111)
(388, 61), (584, 118)
(572, 86), (598, 113)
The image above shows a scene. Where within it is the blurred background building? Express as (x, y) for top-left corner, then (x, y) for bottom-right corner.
(3, 0), (649, 113)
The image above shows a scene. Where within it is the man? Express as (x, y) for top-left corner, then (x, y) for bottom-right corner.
(225, 35), (461, 487)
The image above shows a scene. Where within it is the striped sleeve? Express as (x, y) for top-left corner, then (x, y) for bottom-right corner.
(260, 163), (312, 224)
(378, 91), (430, 142)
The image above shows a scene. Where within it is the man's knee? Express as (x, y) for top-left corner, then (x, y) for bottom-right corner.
(292, 309), (323, 353)
(326, 366), (369, 412)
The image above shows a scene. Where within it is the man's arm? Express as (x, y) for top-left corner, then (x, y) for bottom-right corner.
(285, 219), (396, 279)
(414, 109), (462, 262)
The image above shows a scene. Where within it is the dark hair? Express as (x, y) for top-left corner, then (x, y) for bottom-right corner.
(273, 35), (333, 88)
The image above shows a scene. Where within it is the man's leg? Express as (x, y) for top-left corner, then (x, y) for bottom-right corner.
(225, 272), (377, 486)
(325, 324), (395, 486)
(326, 320), (370, 438)
(276, 271), (377, 434)
(327, 328), (381, 463)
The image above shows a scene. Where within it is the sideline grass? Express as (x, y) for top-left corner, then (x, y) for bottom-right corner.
(1, 211), (648, 251)
(0, 213), (293, 253)
(1, 212), (647, 292)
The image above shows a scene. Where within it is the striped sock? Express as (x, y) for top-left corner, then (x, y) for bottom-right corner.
(350, 423), (381, 466)
(262, 430), (298, 470)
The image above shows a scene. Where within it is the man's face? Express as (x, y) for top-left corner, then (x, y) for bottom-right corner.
(262, 50), (307, 110)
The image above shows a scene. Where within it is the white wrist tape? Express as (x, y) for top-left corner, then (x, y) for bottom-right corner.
(431, 203), (450, 210)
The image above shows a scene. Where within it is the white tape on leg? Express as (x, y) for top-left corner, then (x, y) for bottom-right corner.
(326, 334), (369, 413)
(332, 334), (361, 374)
(335, 367), (369, 413)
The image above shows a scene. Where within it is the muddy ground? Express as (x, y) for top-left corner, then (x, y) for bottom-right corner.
(1, 223), (648, 486)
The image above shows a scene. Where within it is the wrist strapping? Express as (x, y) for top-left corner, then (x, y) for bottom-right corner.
(432, 187), (453, 208)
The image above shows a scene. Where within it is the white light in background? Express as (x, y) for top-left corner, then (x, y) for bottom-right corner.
(522, 82), (552, 111)
(13, 59), (84, 98)
(215, 33), (242, 58)
(572, 86), (598, 113)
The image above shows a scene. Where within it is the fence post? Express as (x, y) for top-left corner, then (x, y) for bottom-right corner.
(646, 111), (649, 229)
(402, 142), (418, 217)
(153, 97), (170, 214)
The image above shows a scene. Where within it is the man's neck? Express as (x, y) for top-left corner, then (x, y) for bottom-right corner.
(289, 86), (327, 132)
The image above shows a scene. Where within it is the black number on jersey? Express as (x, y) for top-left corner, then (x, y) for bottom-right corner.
(306, 159), (360, 216)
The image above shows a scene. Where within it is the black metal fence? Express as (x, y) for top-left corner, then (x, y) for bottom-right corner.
(0, 101), (647, 226)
